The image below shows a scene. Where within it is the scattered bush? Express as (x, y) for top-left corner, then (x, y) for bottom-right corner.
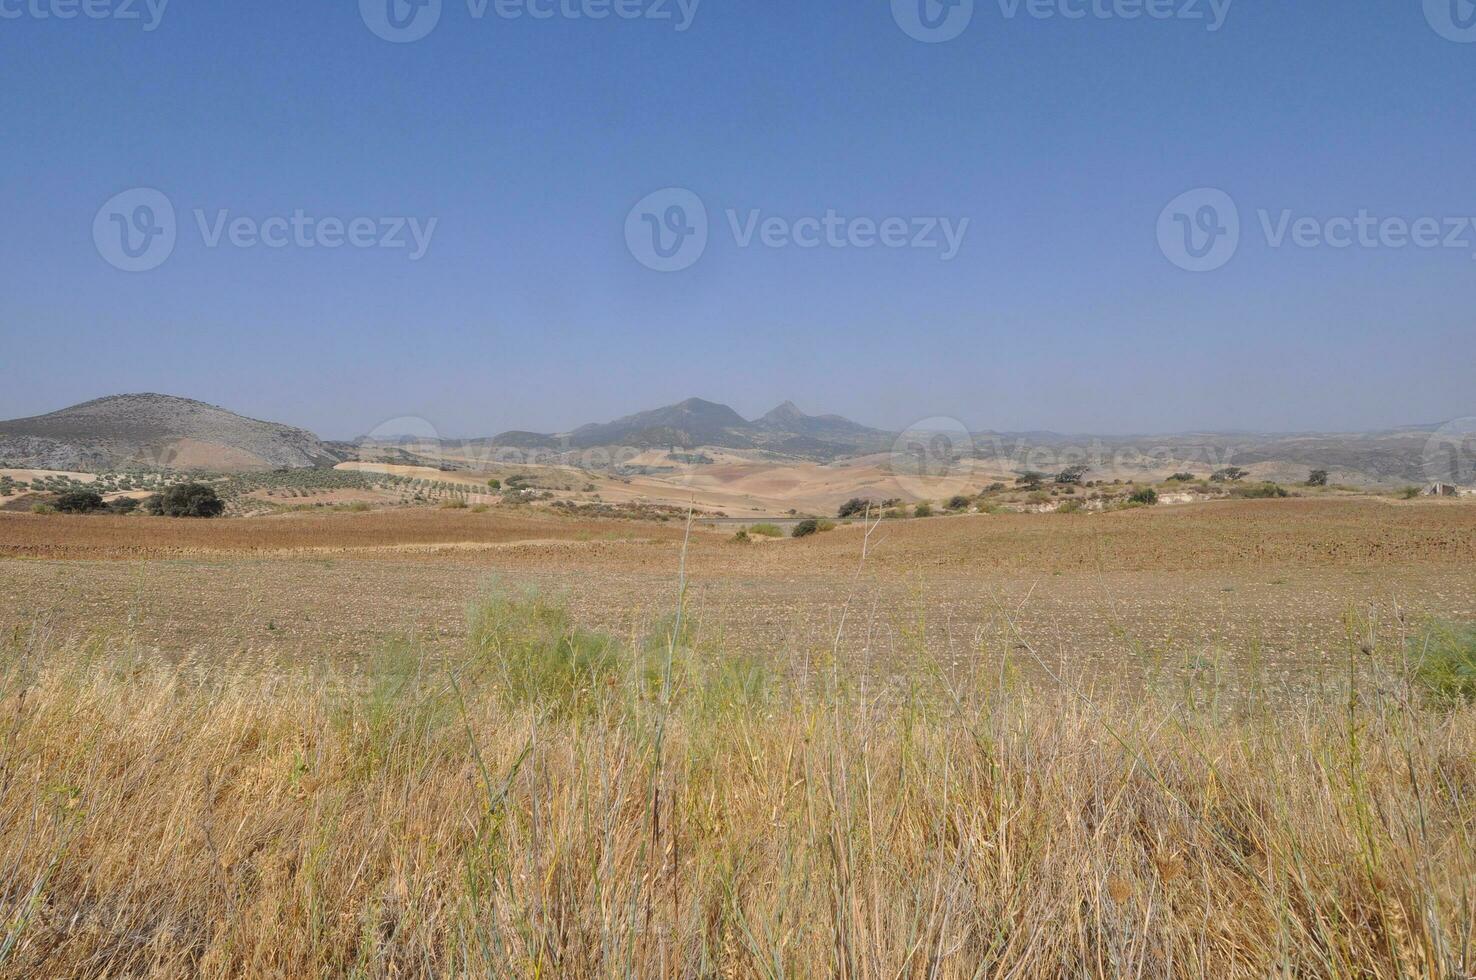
(440, 498), (468, 510)
(1057, 499), (1083, 514)
(1399, 486), (1423, 500)
(1167, 472), (1196, 482)
(151, 483), (225, 518)
(1232, 482), (1290, 499)
(731, 528), (750, 543)
(55, 490), (106, 514)
(29, 503), (56, 515)
(1211, 467), (1248, 483)
(837, 498), (872, 519)
(1055, 465), (1088, 485)
(487, 479), (501, 490)
(913, 502), (933, 518)
(791, 518), (820, 538)
(747, 523), (783, 538)
(1306, 469), (1329, 487)
(1128, 487), (1159, 505)
(107, 497), (141, 514)
(983, 482), (1006, 493)
(470, 503), (490, 513)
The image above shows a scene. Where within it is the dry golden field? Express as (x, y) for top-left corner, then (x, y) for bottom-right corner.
(2, 498), (1474, 698)
(1, 497), (1474, 976)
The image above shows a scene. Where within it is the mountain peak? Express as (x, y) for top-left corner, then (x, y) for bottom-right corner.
(761, 400), (806, 423)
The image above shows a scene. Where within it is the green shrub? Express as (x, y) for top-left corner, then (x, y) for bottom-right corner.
(469, 594), (629, 716)
(1167, 472), (1195, 482)
(1211, 467), (1248, 483)
(1057, 499), (1083, 514)
(747, 523), (783, 538)
(107, 497), (141, 514)
(912, 502), (932, 518)
(837, 498), (872, 519)
(55, 490), (106, 514)
(1128, 487), (1159, 505)
(1411, 624), (1476, 707)
(440, 498), (468, 510)
(731, 528), (750, 543)
(151, 483), (225, 518)
(1232, 482), (1289, 499)
(487, 479), (501, 490)
(945, 494), (972, 511)
(791, 518), (820, 538)
(1399, 486), (1422, 500)
(30, 503), (56, 515)
(1306, 469), (1329, 487)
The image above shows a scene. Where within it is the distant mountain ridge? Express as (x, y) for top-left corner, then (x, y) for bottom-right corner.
(0, 393), (1463, 484)
(486, 397), (892, 457)
(0, 394), (339, 471)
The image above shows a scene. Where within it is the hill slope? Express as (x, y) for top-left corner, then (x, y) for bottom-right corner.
(0, 394), (339, 471)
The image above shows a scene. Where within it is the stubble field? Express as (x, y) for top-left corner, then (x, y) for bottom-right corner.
(3, 497), (1474, 698)
(2, 497), (1475, 976)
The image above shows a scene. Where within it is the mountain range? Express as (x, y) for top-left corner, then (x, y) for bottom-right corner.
(0, 393), (1462, 485)
(487, 397), (891, 456)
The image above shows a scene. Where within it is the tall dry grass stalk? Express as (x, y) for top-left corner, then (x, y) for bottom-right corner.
(0, 604), (1472, 978)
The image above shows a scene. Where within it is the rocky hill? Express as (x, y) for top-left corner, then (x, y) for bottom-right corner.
(488, 398), (892, 458)
(0, 394), (340, 472)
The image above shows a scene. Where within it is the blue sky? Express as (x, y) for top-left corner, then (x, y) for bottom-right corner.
(2, 0), (1472, 439)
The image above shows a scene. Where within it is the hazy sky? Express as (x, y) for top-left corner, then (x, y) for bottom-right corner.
(2, 0), (1473, 439)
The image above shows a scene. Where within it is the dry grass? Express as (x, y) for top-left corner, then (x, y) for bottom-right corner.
(0, 595), (1473, 978)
